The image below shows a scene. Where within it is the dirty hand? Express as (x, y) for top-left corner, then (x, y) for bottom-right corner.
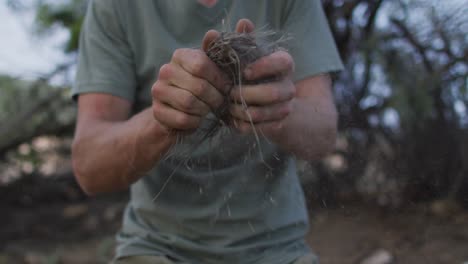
(229, 21), (296, 136)
(151, 33), (229, 131)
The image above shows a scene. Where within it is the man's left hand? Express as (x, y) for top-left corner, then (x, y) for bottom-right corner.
(229, 50), (296, 137)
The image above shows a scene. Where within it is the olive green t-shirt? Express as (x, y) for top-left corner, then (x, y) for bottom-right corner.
(74, 1), (343, 263)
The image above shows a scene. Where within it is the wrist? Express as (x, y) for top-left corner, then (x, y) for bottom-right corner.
(140, 109), (178, 147)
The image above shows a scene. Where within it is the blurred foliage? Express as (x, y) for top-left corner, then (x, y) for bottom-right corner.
(0, 74), (75, 173)
(2, 0), (468, 207)
(35, 0), (87, 52)
(321, 0), (468, 207)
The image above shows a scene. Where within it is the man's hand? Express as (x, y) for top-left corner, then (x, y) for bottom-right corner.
(151, 19), (255, 132)
(229, 50), (297, 138)
(151, 47), (227, 131)
(227, 19), (338, 161)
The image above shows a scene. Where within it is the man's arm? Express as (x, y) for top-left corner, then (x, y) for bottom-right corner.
(230, 51), (338, 161)
(72, 23), (243, 196)
(72, 42), (227, 195)
(272, 74), (338, 160)
(72, 94), (175, 195)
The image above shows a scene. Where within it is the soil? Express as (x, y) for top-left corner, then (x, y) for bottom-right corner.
(307, 203), (468, 264)
(1, 189), (468, 264)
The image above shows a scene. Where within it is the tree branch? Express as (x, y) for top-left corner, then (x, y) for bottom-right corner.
(390, 18), (434, 73)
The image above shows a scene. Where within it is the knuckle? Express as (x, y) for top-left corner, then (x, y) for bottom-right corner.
(191, 58), (208, 76)
(277, 50), (290, 60)
(181, 94), (196, 110)
(277, 51), (294, 72)
(248, 107), (260, 121)
(158, 63), (172, 79)
(174, 114), (200, 130)
(278, 55), (289, 68)
(270, 88), (281, 102)
(193, 80), (209, 97)
(175, 114), (191, 128)
(151, 81), (164, 98)
(172, 49), (186, 61)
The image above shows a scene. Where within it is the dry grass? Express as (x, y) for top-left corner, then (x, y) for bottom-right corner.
(152, 30), (285, 201)
(203, 30), (285, 136)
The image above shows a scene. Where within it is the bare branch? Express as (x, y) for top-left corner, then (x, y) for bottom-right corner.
(391, 18), (434, 73)
(364, 0), (385, 36)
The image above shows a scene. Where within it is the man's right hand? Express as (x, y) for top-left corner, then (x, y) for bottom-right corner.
(151, 31), (228, 131)
(151, 18), (254, 132)
(72, 20), (255, 195)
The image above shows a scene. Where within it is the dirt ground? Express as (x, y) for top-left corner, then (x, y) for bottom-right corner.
(307, 203), (468, 264)
(2, 192), (468, 264)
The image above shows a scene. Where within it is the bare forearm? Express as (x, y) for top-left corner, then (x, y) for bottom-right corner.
(226, 50), (338, 161)
(268, 76), (338, 161)
(72, 108), (176, 195)
(270, 96), (337, 161)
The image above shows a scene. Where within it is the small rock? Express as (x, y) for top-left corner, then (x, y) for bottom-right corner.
(63, 204), (88, 219)
(360, 249), (394, 264)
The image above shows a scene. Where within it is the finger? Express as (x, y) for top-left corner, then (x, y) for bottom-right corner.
(197, 0), (218, 8)
(232, 118), (253, 134)
(172, 48), (230, 94)
(230, 79), (296, 105)
(230, 101), (291, 123)
(202, 29), (221, 52)
(235, 18), (255, 33)
(244, 50), (295, 81)
(153, 83), (210, 116)
(153, 100), (201, 130)
(233, 118), (285, 135)
(158, 63), (224, 109)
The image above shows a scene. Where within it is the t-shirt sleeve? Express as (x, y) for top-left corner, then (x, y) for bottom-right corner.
(281, 0), (344, 81)
(72, 0), (136, 102)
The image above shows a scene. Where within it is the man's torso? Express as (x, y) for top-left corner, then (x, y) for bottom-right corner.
(111, 1), (310, 264)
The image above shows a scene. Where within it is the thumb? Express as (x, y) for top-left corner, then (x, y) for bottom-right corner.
(235, 18), (255, 33)
(202, 29), (220, 52)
